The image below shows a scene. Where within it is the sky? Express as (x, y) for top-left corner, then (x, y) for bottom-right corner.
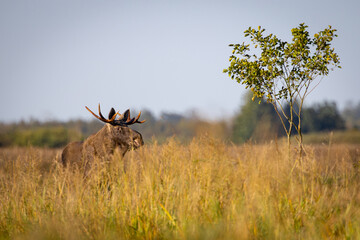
(1, 0), (359, 122)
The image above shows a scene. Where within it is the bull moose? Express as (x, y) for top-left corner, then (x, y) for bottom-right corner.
(61, 104), (145, 171)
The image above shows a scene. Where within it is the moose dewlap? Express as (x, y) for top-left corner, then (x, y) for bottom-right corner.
(61, 104), (145, 171)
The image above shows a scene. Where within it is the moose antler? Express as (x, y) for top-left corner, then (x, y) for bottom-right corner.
(85, 104), (119, 124)
(85, 104), (146, 126)
(117, 109), (146, 125)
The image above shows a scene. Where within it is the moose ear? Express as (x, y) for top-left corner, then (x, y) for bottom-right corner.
(122, 109), (130, 121)
(108, 108), (116, 120)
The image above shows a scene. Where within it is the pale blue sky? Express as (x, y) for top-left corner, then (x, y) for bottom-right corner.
(1, 0), (359, 122)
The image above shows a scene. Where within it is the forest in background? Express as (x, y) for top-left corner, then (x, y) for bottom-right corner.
(1, 95), (360, 148)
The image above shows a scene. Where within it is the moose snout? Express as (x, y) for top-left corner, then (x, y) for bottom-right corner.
(133, 137), (144, 149)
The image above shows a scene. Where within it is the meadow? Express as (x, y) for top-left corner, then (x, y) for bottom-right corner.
(0, 137), (359, 239)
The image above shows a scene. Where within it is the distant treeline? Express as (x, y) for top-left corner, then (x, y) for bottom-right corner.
(1, 95), (360, 147)
(0, 110), (229, 148)
(231, 93), (351, 144)
(0, 119), (101, 148)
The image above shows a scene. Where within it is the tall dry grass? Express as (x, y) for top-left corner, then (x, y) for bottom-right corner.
(0, 138), (360, 239)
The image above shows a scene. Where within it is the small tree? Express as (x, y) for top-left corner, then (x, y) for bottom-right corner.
(224, 23), (341, 154)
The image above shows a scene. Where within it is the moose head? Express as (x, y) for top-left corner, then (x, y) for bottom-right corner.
(61, 104), (145, 171)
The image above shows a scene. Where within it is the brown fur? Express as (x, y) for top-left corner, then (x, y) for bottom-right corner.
(61, 123), (144, 171)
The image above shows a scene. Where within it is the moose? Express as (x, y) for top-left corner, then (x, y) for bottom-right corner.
(61, 104), (145, 171)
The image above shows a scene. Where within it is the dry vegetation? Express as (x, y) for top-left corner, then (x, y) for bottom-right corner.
(0, 137), (360, 239)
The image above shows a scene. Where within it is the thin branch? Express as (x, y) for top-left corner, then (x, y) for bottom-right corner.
(305, 75), (324, 98)
(272, 101), (290, 136)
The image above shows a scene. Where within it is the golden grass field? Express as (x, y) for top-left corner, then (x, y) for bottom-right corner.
(0, 137), (360, 239)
